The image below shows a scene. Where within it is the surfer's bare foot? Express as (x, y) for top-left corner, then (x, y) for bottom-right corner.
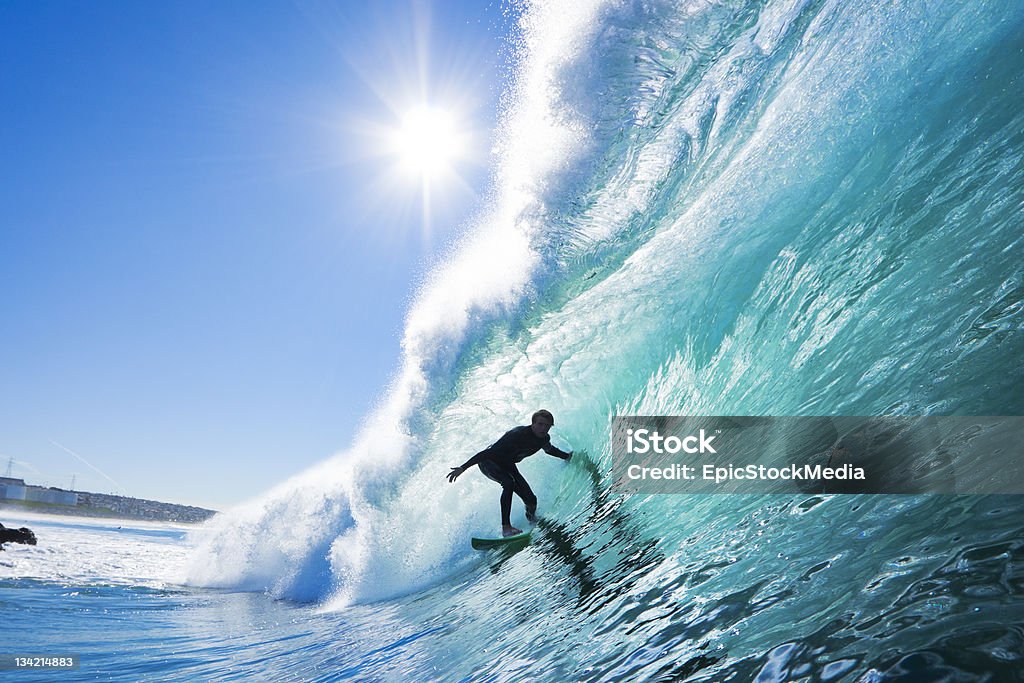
(502, 525), (523, 537)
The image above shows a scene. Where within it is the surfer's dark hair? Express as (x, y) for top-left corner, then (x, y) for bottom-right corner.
(532, 409), (554, 425)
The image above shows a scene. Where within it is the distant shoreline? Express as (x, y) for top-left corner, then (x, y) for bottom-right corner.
(0, 494), (217, 525)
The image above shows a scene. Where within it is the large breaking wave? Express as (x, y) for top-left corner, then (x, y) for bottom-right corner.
(187, 4), (1024, 662)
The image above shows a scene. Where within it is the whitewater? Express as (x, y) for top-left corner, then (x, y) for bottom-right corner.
(4, 0), (1024, 680)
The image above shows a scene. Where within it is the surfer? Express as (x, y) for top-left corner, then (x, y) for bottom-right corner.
(447, 410), (572, 536)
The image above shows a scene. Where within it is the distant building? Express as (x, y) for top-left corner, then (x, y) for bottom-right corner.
(26, 487), (78, 506)
(0, 477), (27, 501)
(0, 478), (77, 506)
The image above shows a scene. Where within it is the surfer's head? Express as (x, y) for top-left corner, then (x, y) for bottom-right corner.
(531, 409), (554, 437)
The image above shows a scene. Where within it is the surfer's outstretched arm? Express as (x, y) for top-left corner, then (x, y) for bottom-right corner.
(543, 443), (573, 460)
(447, 448), (491, 482)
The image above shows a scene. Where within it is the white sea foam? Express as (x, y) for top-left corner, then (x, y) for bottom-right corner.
(0, 511), (192, 588)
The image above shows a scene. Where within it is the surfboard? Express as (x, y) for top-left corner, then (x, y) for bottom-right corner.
(471, 529), (531, 550)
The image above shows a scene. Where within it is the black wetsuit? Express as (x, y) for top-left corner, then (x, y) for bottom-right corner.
(460, 425), (571, 527)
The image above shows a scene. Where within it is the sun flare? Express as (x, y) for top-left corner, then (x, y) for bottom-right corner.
(391, 105), (464, 180)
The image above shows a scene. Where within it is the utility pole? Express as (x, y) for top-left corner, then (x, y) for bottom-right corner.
(4, 457), (12, 478)
(70, 474), (77, 491)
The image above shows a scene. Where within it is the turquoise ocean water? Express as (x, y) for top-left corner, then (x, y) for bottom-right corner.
(4, 0), (1024, 680)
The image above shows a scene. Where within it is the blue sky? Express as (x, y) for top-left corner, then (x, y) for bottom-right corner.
(0, 1), (518, 509)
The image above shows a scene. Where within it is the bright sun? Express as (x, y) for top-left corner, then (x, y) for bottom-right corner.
(391, 105), (464, 180)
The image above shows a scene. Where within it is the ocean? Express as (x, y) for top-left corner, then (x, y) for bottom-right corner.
(5, 0), (1024, 680)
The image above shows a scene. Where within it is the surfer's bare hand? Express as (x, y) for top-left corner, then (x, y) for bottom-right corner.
(447, 466), (464, 483)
